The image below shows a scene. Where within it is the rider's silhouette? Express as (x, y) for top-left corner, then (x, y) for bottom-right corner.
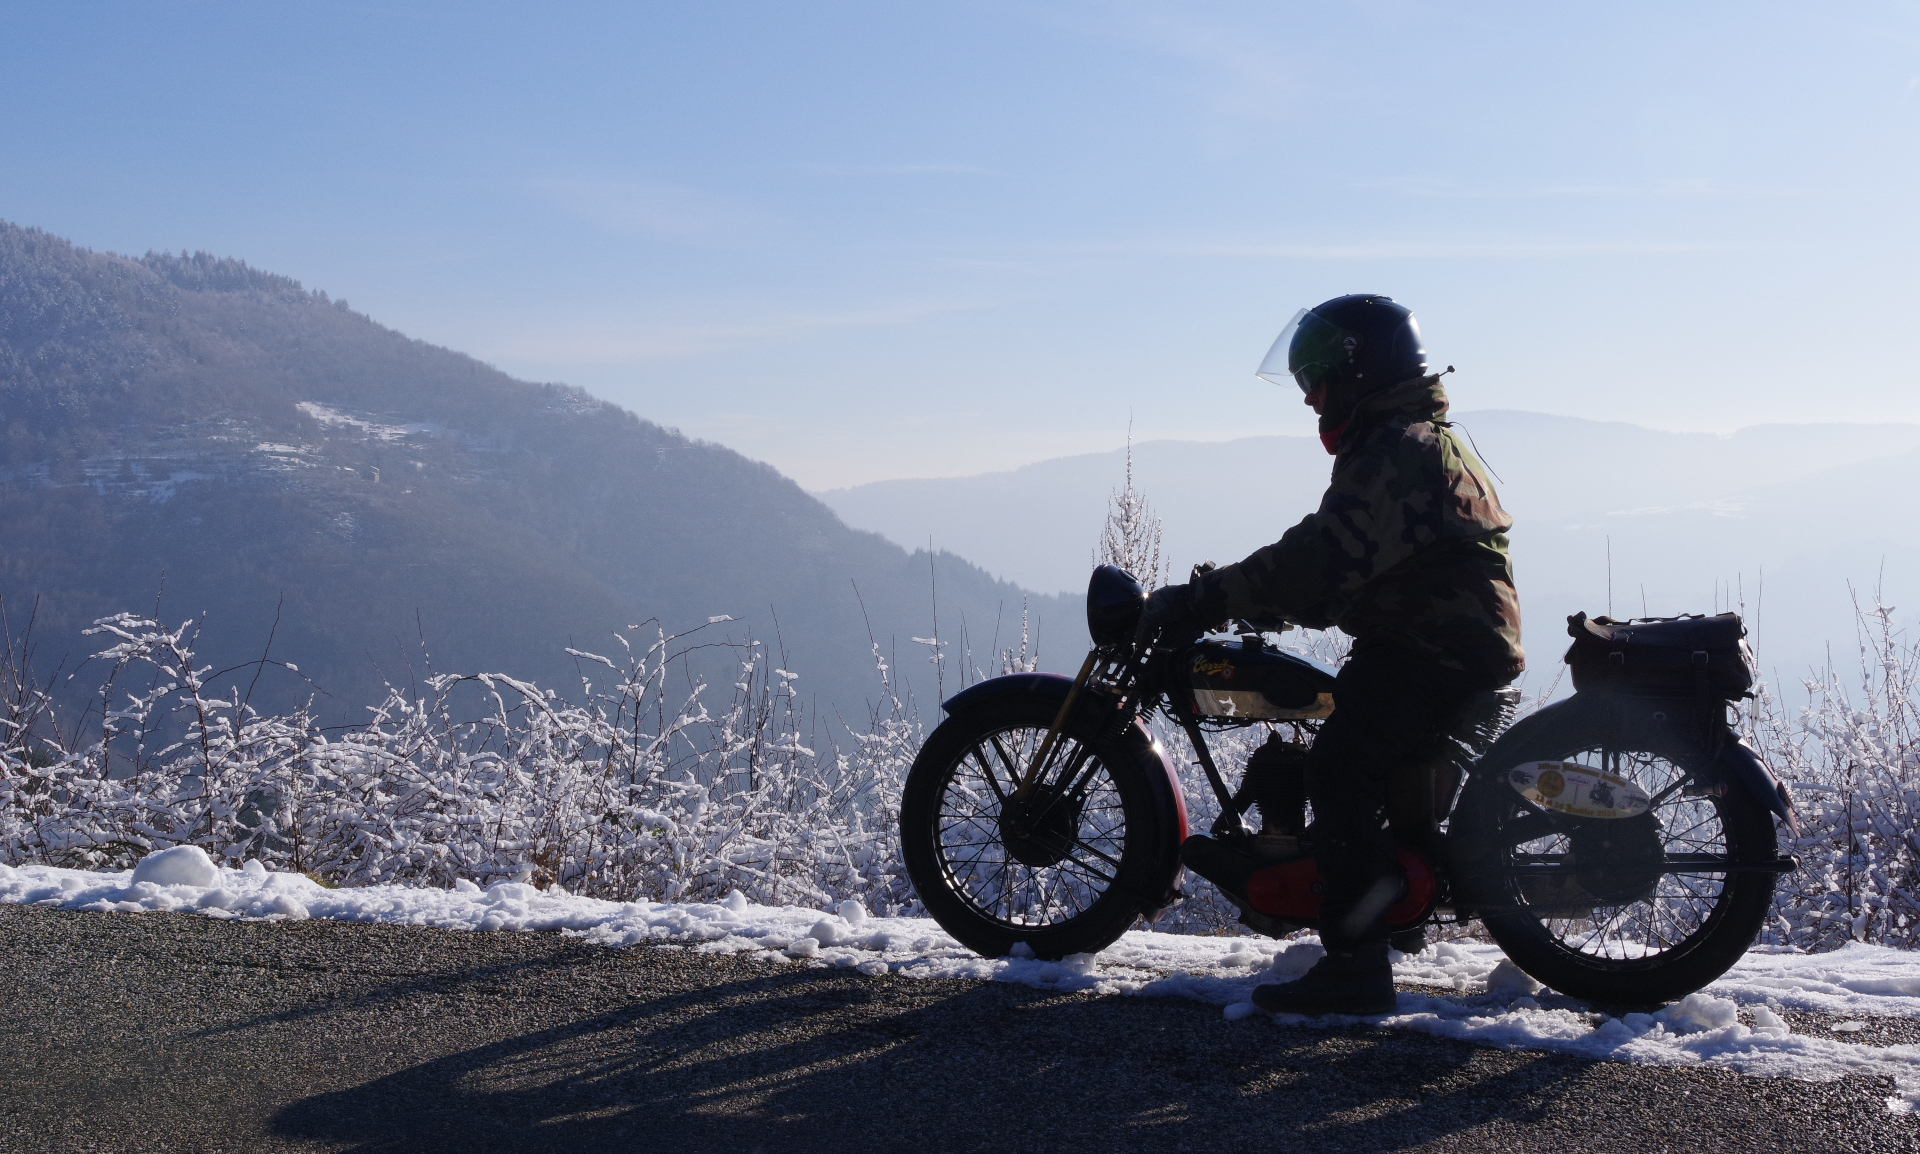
(1137, 294), (1524, 1016)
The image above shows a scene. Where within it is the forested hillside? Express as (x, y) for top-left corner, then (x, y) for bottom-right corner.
(0, 223), (1078, 724)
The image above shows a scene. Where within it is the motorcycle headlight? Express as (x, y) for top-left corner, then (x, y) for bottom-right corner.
(1086, 564), (1146, 649)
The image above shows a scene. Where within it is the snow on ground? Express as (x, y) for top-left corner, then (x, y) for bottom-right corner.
(6, 849), (1920, 1114)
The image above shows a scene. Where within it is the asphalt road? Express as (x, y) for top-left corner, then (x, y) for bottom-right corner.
(0, 904), (1910, 1154)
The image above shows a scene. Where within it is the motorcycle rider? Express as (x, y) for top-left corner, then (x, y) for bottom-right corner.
(1137, 294), (1523, 1016)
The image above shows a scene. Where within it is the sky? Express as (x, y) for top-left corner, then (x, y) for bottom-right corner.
(5, 1), (1920, 488)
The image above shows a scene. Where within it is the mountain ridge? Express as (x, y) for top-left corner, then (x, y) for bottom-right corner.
(0, 223), (1081, 723)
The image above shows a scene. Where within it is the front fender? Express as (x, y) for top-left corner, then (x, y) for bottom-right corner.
(941, 672), (1189, 843)
(942, 672), (1075, 716)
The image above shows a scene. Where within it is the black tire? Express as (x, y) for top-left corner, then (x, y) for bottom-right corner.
(1450, 702), (1779, 1005)
(900, 694), (1184, 960)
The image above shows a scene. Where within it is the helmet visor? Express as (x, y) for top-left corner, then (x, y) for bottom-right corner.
(1255, 307), (1356, 394)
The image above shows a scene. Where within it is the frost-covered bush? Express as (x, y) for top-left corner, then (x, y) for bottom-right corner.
(1750, 603), (1920, 950)
(11, 598), (1920, 953)
(0, 613), (922, 913)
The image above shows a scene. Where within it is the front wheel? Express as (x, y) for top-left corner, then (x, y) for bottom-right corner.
(1450, 704), (1780, 1005)
(900, 695), (1184, 959)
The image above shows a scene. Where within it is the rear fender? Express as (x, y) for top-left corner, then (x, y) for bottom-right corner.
(1714, 737), (1798, 834)
(942, 672), (1190, 842)
(1470, 695), (1593, 777)
(1468, 692), (1796, 831)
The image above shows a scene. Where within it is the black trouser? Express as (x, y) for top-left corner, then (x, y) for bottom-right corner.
(1306, 643), (1489, 949)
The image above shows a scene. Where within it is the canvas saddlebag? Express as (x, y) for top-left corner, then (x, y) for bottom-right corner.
(1564, 611), (1755, 700)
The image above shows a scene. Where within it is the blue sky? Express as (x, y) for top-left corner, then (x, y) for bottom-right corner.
(5, 1), (1920, 487)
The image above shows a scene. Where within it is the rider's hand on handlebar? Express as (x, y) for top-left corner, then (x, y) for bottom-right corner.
(1135, 580), (1209, 647)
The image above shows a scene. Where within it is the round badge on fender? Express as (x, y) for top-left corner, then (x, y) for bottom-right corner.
(1506, 761), (1651, 819)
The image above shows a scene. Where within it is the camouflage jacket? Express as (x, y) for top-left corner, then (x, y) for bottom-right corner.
(1200, 375), (1524, 681)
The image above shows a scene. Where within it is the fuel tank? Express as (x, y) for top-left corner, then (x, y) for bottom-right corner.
(1183, 638), (1337, 722)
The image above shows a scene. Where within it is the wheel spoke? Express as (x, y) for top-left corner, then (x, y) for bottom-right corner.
(927, 721), (1131, 931)
(1500, 811), (1557, 847)
(983, 735), (1025, 798)
(1067, 837), (1124, 874)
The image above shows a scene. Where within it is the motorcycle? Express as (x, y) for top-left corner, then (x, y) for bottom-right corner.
(899, 564), (1800, 1005)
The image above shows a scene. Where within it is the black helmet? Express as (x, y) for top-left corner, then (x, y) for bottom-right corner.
(1256, 294), (1427, 398)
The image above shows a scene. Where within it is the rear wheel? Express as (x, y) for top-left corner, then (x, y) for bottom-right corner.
(1451, 717), (1779, 1005)
(901, 695), (1183, 959)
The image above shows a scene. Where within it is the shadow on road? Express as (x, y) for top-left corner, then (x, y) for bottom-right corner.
(270, 965), (1590, 1154)
(4, 905), (1902, 1154)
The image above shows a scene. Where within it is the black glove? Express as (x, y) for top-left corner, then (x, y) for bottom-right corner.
(1136, 580), (1212, 647)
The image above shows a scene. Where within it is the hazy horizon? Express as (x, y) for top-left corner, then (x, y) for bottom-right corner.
(809, 410), (1920, 490)
(815, 410), (1920, 697)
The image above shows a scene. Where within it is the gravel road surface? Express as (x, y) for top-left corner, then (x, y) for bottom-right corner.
(0, 904), (1910, 1154)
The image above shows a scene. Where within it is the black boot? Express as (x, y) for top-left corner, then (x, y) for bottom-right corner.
(1252, 939), (1396, 1017)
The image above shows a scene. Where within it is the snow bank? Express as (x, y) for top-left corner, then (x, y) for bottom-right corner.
(128, 845), (220, 888)
(6, 854), (1920, 1114)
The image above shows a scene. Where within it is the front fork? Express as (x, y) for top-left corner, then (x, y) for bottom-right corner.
(1017, 644), (1252, 844)
(1012, 651), (1098, 800)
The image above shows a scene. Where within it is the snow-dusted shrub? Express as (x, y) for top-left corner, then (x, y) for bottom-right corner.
(14, 597), (1920, 953)
(1750, 602), (1920, 949)
(0, 613), (921, 914)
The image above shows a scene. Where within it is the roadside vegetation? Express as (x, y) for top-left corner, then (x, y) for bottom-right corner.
(4, 401), (1917, 953)
(1, 592), (1917, 948)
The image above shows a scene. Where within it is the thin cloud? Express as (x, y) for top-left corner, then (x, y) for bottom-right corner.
(1607, 498), (1749, 519)
(804, 162), (995, 176)
(982, 238), (1748, 261)
(533, 178), (774, 245)
(1365, 177), (1796, 201)
(1035, 2), (1308, 123)
(487, 301), (987, 365)
(1176, 240), (1748, 259)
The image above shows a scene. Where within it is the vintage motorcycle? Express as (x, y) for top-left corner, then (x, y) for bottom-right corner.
(900, 564), (1800, 1005)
